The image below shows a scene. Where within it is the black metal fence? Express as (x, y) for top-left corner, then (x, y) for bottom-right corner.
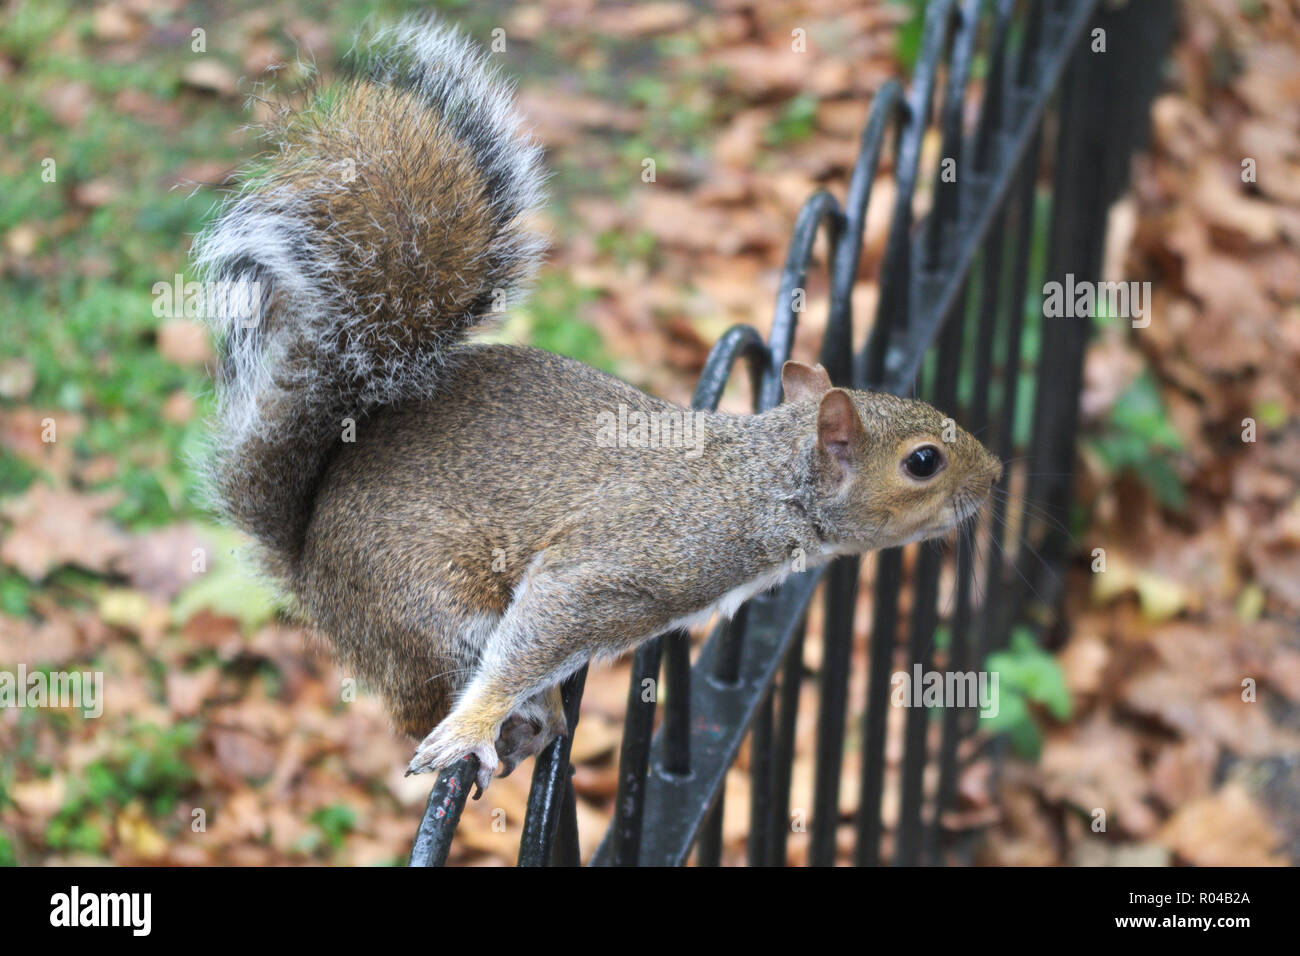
(408, 0), (1174, 867)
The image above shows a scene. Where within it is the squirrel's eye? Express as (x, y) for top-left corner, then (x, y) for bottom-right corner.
(902, 445), (944, 480)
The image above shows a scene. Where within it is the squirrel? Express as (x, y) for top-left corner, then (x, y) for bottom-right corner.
(192, 17), (1002, 795)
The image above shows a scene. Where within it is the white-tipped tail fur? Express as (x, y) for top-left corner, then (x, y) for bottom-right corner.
(191, 15), (546, 580)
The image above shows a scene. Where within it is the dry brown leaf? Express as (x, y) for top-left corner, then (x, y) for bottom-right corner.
(210, 727), (279, 782)
(93, 5), (143, 42)
(1058, 632), (1110, 697)
(182, 59), (238, 96)
(1149, 737), (1217, 809)
(119, 523), (211, 601)
(114, 802), (168, 861)
(1158, 782), (1286, 866)
(165, 666), (221, 717)
(1192, 162), (1279, 245)
(1039, 714), (1159, 837)
(0, 407), (82, 482)
(157, 317), (214, 366)
(0, 360), (35, 400)
(0, 484), (128, 581)
(9, 776), (66, 822)
(593, 3), (695, 38)
(568, 710), (623, 764)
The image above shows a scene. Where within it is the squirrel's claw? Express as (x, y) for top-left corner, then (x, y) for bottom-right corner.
(408, 692), (566, 792)
(408, 725), (500, 795)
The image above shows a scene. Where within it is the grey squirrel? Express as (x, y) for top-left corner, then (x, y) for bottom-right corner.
(193, 17), (1002, 795)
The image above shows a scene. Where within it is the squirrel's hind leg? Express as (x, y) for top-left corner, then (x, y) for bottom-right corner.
(495, 685), (566, 778)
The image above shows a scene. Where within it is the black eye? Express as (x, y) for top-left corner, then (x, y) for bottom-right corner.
(903, 445), (944, 480)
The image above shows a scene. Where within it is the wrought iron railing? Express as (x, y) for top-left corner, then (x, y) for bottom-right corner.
(408, 0), (1174, 867)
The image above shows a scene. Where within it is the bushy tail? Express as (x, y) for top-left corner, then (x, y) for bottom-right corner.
(191, 16), (545, 581)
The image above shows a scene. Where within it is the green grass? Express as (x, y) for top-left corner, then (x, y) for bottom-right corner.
(0, 0), (614, 533)
(308, 803), (358, 853)
(1, 1), (241, 527)
(765, 93), (819, 147)
(511, 273), (610, 372)
(42, 721), (199, 852)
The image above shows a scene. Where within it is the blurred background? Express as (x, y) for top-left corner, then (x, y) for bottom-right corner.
(0, 0), (1297, 865)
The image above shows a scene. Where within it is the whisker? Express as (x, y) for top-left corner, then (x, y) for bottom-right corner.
(422, 666), (480, 685)
(984, 506), (1060, 607)
(990, 487), (1074, 539)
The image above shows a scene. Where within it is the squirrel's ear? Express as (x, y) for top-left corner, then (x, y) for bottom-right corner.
(781, 361), (833, 403)
(816, 389), (864, 471)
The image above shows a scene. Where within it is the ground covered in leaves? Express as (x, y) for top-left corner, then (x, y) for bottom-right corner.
(0, 0), (1296, 865)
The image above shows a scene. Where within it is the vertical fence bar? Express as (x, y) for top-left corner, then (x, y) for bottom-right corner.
(695, 797), (724, 866)
(606, 638), (664, 865)
(746, 692), (775, 866)
(550, 768), (582, 866)
(1021, 0), (1109, 622)
(1024, 0), (1174, 609)
(861, 0), (955, 387)
(927, 203), (1007, 862)
(895, 276), (968, 865)
(854, 547), (903, 865)
(712, 603), (749, 685)
(807, 559), (857, 866)
(761, 193), (843, 411)
(886, 0), (983, 862)
(909, 0), (986, 862)
(768, 624), (805, 864)
(800, 76), (903, 870)
(924, 0), (981, 270)
(980, 128), (1041, 659)
(697, 610), (747, 865)
(972, 0), (1017, 176)
(1016, 0), (1047, 90)
(518, 667), (588, 866)
(661, 630), (693, 776)
(855, 0), (957, 872)
(893, 546), (943, 866)
(925, 510), (976, 865)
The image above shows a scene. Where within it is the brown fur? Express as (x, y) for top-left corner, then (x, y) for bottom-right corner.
(297, 346), (1001, 748)
(197, 19), (1001, 790)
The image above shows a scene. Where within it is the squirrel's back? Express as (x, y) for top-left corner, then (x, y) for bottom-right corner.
(191, 16), (545, 583)
(297, 343), (774, 736)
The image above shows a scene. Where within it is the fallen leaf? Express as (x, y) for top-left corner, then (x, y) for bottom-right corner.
(568, 711), (623, 764)
(182, 59), (238, 96)
(115, 802), (168, 861)
(0, 484), (128, 581)
(210, 727), (279, 782)
(9, 776), (66, 821)
(1158, 782), (1286, 866)
(0, 360), (35, 399)
(157, 318), (214, 365)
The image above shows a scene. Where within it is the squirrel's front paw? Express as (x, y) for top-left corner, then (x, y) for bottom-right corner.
(407, 722), (499, 797)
